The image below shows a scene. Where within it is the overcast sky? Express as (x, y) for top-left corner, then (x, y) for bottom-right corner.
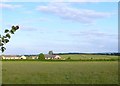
(0, 1), (118, 55)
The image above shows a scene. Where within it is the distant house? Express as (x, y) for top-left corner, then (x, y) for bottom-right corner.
(44, 55), (61, 60)
(20, 55), (26, 59)
(1, 55), (26, 60)
(31, 56), (38, 59)
(1, 55), (19, 59)
(0, 54), (61, 60)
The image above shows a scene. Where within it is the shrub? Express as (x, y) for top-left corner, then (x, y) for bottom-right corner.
(66, 57), (71, 60)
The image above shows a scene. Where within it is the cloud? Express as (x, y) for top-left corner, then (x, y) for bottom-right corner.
(69, 29), (118, 52)
(0, 3), (22, 9)
(20, 25), (50, 33)
(19, 26), (38, 31)
(36, 2), (111, 24)
(71, 29), (117, 39)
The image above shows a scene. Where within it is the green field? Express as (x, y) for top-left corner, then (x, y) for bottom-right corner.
(60, 54), (118, 60)
(2, 61), (118, 84)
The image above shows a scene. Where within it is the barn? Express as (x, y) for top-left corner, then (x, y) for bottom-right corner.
(32, 56), (38, 59)
(1, 55), (27, 60)
(44, 55), (61, 60)
(1, 55), (19, 59)
(20, 55), (26, 59)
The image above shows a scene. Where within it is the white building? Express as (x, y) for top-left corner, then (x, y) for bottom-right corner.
(44, 55), (61, 60)
(20, 55), (26, 59)
(1, 55), (27, 60)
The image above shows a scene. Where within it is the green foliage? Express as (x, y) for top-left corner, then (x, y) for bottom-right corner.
(0, 25), (19, 53)
(38, 53), (45, 60)
(6, 33), (11, 39)
(48, 50), (53, 55)
(4, 29), (9, 33)
(66, 57), (71, 60)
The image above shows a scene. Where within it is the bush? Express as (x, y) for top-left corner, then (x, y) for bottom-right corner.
(38, 53), (45, 60)
(66, 57), (71, 60)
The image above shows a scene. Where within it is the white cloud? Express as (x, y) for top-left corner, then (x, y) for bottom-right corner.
(71, 29), (118, 39)
(36, 3), (111, 24)
(69, 29), (118, 52)
(0, 3), (21, 9)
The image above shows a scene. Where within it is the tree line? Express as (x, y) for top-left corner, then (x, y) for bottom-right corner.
(54, 52), (120, 56)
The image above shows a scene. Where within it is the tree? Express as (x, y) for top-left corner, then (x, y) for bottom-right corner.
(0, 26), (19, 53)
(48, 50), (53, 55)
(38, 53), (45, 60)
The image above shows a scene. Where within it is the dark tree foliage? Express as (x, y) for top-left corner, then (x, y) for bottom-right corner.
(0, 25), (19, 53)
(38, 53), (45, 60)
(48, 50), (53, 55)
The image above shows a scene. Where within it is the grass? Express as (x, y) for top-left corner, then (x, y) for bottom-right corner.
(60, 54), (118, 60)
(0, 62), (2, 85)
(2, 61), (118, 84)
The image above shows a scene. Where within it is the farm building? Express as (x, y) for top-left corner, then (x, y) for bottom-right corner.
(44, 55), (61, 60)
(20, 55), (27, 59)
(1, 55), (19, 59)
(1, 55), (27, 60)
(31, 56), (38, 59)
(0, 54), (61, 60)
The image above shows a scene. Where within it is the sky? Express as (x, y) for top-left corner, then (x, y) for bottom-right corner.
(0, 1), (118, 55)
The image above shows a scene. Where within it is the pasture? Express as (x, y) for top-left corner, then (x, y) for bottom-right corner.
(2, 61), (118, 84)
(60, 54), (118, 60)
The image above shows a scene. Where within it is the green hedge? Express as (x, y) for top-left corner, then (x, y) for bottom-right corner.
(1, 58), (118, 61)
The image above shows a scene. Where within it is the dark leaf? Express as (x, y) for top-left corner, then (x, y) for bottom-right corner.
(0, 40), (4, 46)
(0, 43), (4, 46)
(2, 37), (5, 42)
(6, 33), (11, 39)
(4, 39), (9, 43)
(12, 28), (16, 32)
(4, 29), (9, 33)
(12, 26), (16, 30)
(1, 47), (6, 53)
(15, 26), (19, 30)
(10, 30), (14, 34)
(12, 26), (17, 32)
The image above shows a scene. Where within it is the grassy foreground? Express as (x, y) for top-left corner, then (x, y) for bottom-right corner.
(2, 61), (118, 84)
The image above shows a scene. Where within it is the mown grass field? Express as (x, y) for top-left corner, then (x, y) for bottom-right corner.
(2, 61), (118, 84)
(60, 54), (118, 60)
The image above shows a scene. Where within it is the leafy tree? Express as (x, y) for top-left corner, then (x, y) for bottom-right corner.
(0, 26), (19, 53)
(38, 53), (45, 60)
(48, 50), (53, 55)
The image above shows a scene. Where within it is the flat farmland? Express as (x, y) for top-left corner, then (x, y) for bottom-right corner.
(60, 54), (118, 60)
(2, 61), (118, 84)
